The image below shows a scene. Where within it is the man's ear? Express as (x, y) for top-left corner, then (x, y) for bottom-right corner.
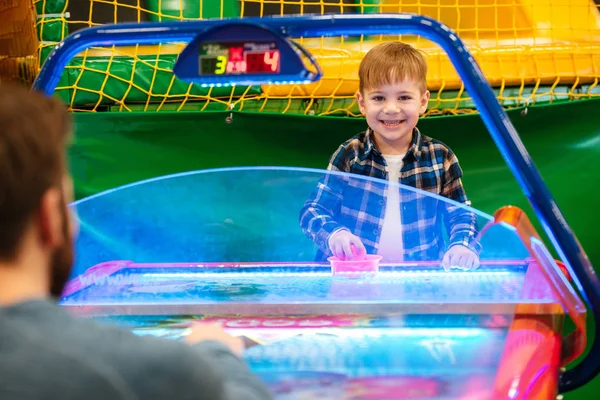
(62, 176), (79, 239)
(356, 91), (366, 115)
(37, 187), (65, 249)
(420, 90), (431, 115)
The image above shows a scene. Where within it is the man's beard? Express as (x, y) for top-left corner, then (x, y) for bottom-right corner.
(49, 203), (75, 298)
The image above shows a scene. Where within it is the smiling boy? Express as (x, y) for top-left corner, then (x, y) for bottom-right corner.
(300, 42), (481, 270)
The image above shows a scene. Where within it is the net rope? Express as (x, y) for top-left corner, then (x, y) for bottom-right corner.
(27, 0), (600, 115)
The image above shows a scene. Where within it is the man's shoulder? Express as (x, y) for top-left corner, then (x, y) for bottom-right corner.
(30, 299), (204, 366)
(0, 300), (218, 399)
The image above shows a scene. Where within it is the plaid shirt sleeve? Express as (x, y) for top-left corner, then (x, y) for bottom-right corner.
(299, 145), (351, 252)
(441, 152), (482, 254)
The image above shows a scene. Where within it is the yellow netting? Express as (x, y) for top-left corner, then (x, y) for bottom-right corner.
(0, 0), (39, 85)
(31, 0), (600, 115)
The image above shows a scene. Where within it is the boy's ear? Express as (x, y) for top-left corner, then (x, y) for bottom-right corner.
(356, 91), (366, 114)
(419, 90), (431, 115)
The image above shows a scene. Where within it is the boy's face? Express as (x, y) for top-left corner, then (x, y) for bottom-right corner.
(356, 79), (430, 150)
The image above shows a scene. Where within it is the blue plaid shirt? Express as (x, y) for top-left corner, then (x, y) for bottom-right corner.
(299, 127), (480, 262)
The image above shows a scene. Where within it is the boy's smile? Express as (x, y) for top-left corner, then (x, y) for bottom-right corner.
(357, 80), (430, 154)
(380, 119), (406, 128)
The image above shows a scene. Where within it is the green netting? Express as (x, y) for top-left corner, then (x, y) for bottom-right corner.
(145, 0), (240, 20)
(56, 55), (261, 109)
(35, 0), (67, 15)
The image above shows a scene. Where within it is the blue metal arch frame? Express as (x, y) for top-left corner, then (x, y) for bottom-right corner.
(33, 13), (600, 392)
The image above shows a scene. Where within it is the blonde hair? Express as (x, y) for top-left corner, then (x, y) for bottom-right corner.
(358, 42), (428, 93)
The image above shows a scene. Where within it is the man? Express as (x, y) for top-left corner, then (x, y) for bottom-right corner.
(0, 83), (273, 400)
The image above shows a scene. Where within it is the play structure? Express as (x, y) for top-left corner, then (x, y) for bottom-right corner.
(15, 0), (599, 114)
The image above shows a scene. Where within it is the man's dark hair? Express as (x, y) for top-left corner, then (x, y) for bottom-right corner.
(0, 83), (72, 260)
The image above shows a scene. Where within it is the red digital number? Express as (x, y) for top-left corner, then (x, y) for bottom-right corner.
(263, 50), (279, 72)
(226, 60), (247, 74)
(245, 51), (280, 73)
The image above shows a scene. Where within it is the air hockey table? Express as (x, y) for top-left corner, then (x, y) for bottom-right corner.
(59, 167), (588, 399)
(35, 14), (600, 399)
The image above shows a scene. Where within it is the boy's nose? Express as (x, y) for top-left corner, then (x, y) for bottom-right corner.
(384, 102), (401, 114)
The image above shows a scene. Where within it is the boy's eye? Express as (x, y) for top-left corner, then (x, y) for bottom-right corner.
(400, 95), (412, 101)
(372, 96), (384, 102)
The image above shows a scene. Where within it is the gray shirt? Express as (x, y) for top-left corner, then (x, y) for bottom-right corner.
(0, 299), (273, 400)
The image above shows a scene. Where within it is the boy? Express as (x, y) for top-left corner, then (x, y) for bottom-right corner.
(300, 42), (480, 270)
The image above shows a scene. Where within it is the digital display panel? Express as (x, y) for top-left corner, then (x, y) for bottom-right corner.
(198, 41), (280, 75)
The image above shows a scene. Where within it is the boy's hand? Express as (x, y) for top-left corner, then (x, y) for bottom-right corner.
(328, 229), (367, 260)
(184, 323), (245, 356)
(442, 245), (479, 271)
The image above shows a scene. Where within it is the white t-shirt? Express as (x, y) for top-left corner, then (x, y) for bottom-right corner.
(377, 154), (405, 262)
